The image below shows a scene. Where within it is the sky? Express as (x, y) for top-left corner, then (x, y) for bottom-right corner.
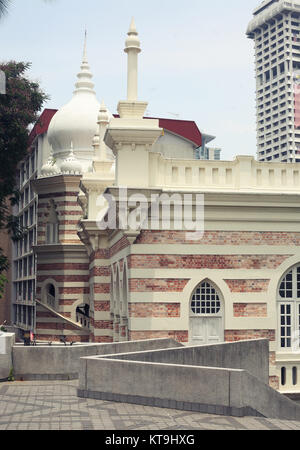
(0, 0), (261, 160)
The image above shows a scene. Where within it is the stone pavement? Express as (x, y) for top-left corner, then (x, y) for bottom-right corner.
(0, 380), (300, 430)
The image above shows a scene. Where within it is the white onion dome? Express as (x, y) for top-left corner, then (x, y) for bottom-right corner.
(60, 143), (82, 175)
(40, 151), (59, 178)
(47, 34), (100, 161)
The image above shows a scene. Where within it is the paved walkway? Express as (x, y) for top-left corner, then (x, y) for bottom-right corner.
(0, 380), (300, 430)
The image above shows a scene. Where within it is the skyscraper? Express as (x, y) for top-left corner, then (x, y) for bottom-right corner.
(247, 0), (300, 162)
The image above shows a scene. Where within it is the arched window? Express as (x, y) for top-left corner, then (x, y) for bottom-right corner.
(110, 272), (114, 313)
(278, 265), (300, 350)
(191, 281), (221, 316)
(46, 223), (59, 244)
(76, 304), (90, 329)
(46, 200), (59, 244)
(190, 280), (224, 345)
(115, 268), (120, 315)
(46, 283), (56, 309)
(122, 264), (128, 317)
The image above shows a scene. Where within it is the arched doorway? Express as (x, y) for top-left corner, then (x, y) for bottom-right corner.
(189, 280), (224, 345)
(44, 283), (56, 310)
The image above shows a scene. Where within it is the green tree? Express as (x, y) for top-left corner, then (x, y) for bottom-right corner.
(0, 0), (54, 18)
(0, 61), (48, 275)
(0, 0), (9, 17)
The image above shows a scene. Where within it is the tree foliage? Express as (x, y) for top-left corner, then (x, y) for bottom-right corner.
(0, 61), (48, 273)
(0, 0), (9, 18)
(0, 0), (54, 19)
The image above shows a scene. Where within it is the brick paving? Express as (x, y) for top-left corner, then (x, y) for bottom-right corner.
(0, 380), (299, 430)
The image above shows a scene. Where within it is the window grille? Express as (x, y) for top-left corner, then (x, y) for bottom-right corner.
(191, 281), (221, 315)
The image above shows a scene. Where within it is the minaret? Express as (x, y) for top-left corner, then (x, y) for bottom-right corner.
(98, 100), (110, 161)
(92, 101), (114, 174)
(105, 19), (162, 187)
(115, 18), (149, 119)
(125, 18), (141, 102)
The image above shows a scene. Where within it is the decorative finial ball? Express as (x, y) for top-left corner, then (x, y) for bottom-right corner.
(125, 33), (141, 51)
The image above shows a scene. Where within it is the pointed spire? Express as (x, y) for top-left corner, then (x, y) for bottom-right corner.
(83, 29), (88, 63)
(129, 17), (137, 34)
(74, 30), (95, 95)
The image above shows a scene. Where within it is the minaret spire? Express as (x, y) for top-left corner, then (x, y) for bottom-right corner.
(125, 17), (141, 102)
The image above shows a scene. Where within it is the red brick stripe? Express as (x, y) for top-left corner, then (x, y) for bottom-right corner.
(110, 236), (130, 258)
(128, 255), (290, 270)
(225, 279), (270, 293)
(94, 301), (110, 312)
(59, 287), (90, 294)
(90, 267), (111, 277)
(233, 303), (267, 317)
(129, 279), (189, 292)
(37, 264), (89, 271)
(93, 320), (113, 329)
(93, 284), (110, 294)
(128, 330), (188, 343)
(94, 336), (113, 343)
(135, 230), (300, 246)
(37, 275), (89, 283)
(129, 303), (180, 318)
(225, 329), (275, 341)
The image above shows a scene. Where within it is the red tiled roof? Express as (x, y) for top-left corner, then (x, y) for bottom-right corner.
(29, 109), (202, 149)
(155, 118), (202, 147)
(113, 114), (202, 147)
(28, 108), (57, 147)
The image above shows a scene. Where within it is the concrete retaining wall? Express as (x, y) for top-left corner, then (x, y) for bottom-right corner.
(0, 333), (15, 380)
(78, 358), (253, 417)
(77, 339), (300, 420)
(241, 370), (300, 421)
(102, 339), (269, 385)
(12, 338), (182, 380)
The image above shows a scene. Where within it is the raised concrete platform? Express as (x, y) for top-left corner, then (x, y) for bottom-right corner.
(77, 339), (300, 420)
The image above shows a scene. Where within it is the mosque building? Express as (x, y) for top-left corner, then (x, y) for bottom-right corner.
(10, 19), (300, 395)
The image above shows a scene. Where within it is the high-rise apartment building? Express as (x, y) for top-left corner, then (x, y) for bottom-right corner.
(247, 0), (300, 162)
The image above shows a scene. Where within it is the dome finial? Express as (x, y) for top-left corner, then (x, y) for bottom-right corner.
(83, 29), (88, 63)
(74, 29), (95, 95)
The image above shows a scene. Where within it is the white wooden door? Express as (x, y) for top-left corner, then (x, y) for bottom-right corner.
(190, 317), (223, 345)
(206, 317), (223, 344)
(190, 317), (206, 345)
